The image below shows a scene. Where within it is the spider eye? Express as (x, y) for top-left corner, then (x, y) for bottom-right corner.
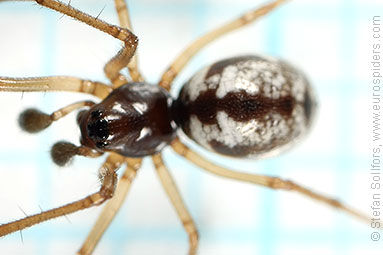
(91, 110), (103, 118)
(96, 141), (109, 148)
(87, 118), (110, 141)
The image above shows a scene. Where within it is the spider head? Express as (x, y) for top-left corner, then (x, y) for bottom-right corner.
(77, 83), (177, 157)
(77, 107), (111, 151)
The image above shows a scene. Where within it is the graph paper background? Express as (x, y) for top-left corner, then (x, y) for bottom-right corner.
(0, 0), (381, 254)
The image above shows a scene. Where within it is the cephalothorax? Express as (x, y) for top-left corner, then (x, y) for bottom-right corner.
(0, 0), (370, 255)
(78, 83), (177, 157)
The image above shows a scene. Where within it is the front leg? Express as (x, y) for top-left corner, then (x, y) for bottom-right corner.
(0, 153), (124, 237)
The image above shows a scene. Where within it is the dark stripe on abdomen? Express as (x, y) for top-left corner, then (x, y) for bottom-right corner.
(183, 89), (296, 125)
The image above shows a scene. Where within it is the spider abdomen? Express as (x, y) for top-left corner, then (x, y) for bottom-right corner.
(175, 55), (316, 158)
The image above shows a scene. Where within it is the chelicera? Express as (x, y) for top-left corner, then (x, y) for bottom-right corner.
(0, 0), (370, 254)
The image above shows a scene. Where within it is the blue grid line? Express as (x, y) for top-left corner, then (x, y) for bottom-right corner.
(334, 0), (358, 254)
(258, 6), (284, 255)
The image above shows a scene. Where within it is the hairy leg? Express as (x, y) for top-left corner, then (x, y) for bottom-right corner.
(20, 0), (138, 86)
(159, 0), (287, 90)
(78, 158), (142, 255)
(171, 138), (370, 223)
(0, 153), (125, 237)
(152, 154), (198, 255)
(0, 76), (112, 99)
(110, 0), (143, 83)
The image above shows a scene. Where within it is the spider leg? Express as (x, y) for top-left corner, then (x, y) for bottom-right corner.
(78, 158), (142, 255)
(0, 76), (112, 99)
(152, 154), (199, 255)
(171, 138), (370, 224)
(22, 0), (138, 86)
(108, 0), (143, 84)
(159, 0), (287, 90)
(0, 153), (124, 237)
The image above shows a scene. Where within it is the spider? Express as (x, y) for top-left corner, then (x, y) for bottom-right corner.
(0, 0), (372, 254)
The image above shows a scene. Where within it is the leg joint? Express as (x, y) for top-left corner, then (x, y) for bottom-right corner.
(269, 177), (294, 190)
(172, 139), (188, 156)
(100, 187), (114, 200)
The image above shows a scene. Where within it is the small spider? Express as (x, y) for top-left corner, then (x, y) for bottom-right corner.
(0, 0), (372, 254)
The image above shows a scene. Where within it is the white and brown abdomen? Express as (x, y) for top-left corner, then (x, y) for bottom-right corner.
(174, 55), (316, 158)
